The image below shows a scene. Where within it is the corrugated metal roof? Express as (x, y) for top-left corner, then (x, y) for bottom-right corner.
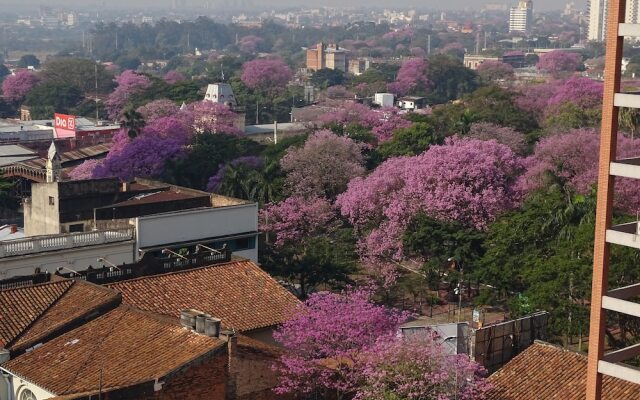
(0, 144), (36, 157)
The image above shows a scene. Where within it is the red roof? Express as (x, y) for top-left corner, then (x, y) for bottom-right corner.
(487, 341), (640, 399)
(0, 280), (119, 351)
(3, 306), (225, 397)
(108, 259), (300, 332)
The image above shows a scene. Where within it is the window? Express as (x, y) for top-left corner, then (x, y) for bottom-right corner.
(235, 237), (250, 250)
(19, 389), (37, 400)
(69, 223), (84, 233)
(48, 196), (55, 206)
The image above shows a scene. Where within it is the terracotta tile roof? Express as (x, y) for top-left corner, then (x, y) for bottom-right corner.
(0, 280), (72, 348)
(3, 306), (225, 397)
(108, 259), (300, 332)
(0, 280), (119, 351)
(487, 341), (640, 400)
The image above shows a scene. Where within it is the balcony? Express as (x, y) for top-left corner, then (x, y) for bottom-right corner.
(0, 228), (135, 258)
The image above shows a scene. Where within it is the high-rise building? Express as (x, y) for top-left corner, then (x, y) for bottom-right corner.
(588, 0), (640, 41)
(509, 1), (534, 34)
(586, 0), (640, 398)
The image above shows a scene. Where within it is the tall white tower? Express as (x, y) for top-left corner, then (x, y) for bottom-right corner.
(509, 1), (534, 34)
(588, 0), (640, 41)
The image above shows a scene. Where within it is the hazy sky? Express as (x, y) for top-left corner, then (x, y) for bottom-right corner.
(0, 0), (587, 11)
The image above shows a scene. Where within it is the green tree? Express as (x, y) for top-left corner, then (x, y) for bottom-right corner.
(310, 68), (345, 89)
(18, 54), (40, 69)
(0, 64), (10, 81)
(40, 58), (114, 94)
(24, 83), (83, 119)
(164, 133), (263, 190)
(373, 121), (446, 164)
(426, 54), (479, 104)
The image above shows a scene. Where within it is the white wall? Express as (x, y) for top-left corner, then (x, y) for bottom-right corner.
(0, 241), (135, 280)
(135, 204), (258, 250)
(0, 371), (56, 400)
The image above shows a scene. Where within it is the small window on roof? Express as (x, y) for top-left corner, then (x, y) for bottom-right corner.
(19, 389), (37, 400)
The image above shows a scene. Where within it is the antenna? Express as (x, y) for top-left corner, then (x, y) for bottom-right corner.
(95, 63), (99, 122)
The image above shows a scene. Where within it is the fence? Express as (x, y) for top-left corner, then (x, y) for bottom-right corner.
(0, 228), (135, 258)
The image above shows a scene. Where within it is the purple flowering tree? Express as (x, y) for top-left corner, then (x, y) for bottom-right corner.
(68, 159), (103, 180)
(163, 70), (186, 84)
(241, 58), (292, 93)
(337, 138), (523, 276)
(104, 70), (152, 119)
(387, 58), (429, 96)
(281, 130), (365, 199)
(94, 117), (190, 180)
(520, 128), (640, 214)
(356, 333), (490, 400)
(2, 71), (39, 102)
(136, 99), (180, 122)
(477, 61), (514, 81)
(260, 196), (338, 247)
(273, 286), (410, 398)
(536, 51), (582, 76)
(467, 122), (527, 154)
(238, 35), (264, 53)
(517, 77), (603, 120)
(179, 101), (241, 135)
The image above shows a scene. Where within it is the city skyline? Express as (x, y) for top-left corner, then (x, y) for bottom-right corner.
(0, 0), (587, 12)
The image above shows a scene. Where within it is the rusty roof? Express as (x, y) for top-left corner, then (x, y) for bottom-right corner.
(19, 143), (111, 169)
(0, 280), (120, 351)
(2, 306), (225, 397)
(486, 341), (640, 400)
(108, 259), (300, 332)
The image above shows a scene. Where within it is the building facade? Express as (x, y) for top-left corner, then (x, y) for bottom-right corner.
(306, 43), (347, 72)
(589, 0), (640, 41)
(509, 1), (534, 34)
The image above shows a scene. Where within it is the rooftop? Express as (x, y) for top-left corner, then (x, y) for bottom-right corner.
(486, 341), (640, 400)
(2, 305), (225, 398)
(108, 259), (300, 332)
(0, 280), (120, 351)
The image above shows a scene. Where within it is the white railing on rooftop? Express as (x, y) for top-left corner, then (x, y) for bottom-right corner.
(0, 228), (134, 258)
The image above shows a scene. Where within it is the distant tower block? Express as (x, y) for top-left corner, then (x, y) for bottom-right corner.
(204, 83), (237, 108)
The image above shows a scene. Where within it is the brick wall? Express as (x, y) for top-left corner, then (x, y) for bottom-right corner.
(234, 344), (290, 400)
(125, 349), (228, 400)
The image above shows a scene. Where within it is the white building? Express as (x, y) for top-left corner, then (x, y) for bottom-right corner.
(509, 1), (534, 34)
(204, 83), (237, 107)
(589, 0), (640, 41)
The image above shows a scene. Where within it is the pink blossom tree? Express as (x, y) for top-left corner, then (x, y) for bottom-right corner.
(241, 58), (292, 93)
(104, 70), (152, 119)
(320, 102), (411, 143)
(163, 70), (186, 84)
(520, 128), (640, 214)
(439, 42), (465, 59)
(2, 71), (39, 102)
(238, 35), (264, 53)
(273, 286), (411, 398)
(68, 159), (103, 180)
(388, 58), (429, 96)
(477, 61), (514, 81)
(136, 99), (180, 122)
(371, 108), (413, 142)
(410, 47), (426, 57)
(179, 101), (241, 135)
(467, 122), (527, 154)
(546, 76), (603, 110)
(356, 333), (490, 400)
(260, 196), (338, 247)
(536, 50), (582, 76)
(337, 138), (523, 271)
(281, 130), (365, 199)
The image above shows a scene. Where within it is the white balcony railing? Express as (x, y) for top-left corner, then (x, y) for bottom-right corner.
(0, 228), (135, 258)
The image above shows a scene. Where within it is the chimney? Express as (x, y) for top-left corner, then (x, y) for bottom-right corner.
(220, 329), (237, 400)
(180, 309), (202, 330)
(204, 317), (222, 338)
(195, 313), (212, 334)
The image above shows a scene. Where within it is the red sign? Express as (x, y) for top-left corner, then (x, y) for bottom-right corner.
(54, 113), (76, 131)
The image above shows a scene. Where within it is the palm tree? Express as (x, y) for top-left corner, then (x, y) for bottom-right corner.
(121, 109), (146, 138)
